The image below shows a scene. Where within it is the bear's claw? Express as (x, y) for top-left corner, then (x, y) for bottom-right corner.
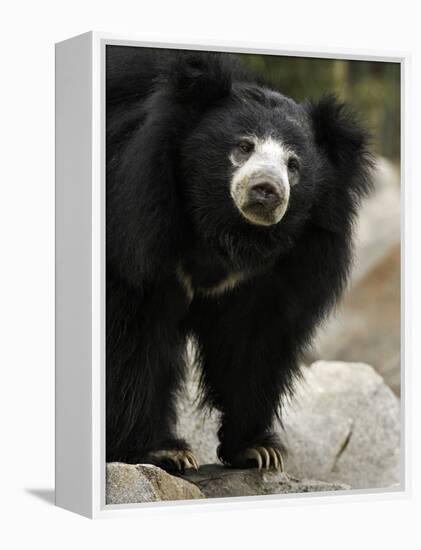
(145, 449), (199, 472)
(233, 446), (284, 471)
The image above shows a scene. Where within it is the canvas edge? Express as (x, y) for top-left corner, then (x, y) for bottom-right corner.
(55, 31), (95, 518)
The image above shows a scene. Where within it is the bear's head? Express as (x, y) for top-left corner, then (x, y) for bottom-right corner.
(179, 80), (319, 268)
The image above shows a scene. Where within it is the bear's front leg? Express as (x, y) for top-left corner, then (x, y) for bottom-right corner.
(189, 268), (310, 472)
(196, 336), (296, 471)
(106, 275), (199, 474)
(193, 301), (298, 472)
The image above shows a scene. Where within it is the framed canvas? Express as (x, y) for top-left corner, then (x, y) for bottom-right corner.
(55, 32), (408, 518)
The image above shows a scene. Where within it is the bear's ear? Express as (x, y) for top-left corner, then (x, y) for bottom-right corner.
(307, 95), (370, 165)
(306, 95), (374, 197)
(158, 52), (233, 107)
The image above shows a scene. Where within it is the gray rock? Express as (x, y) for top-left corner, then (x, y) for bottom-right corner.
(281, 361), (401, 489)
(182, 465), (349, 499)
(106, 462), (348, 505)
(177, 360), (401, 490)
(106, 463), (204, 504)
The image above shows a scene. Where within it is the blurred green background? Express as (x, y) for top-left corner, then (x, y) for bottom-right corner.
(239, 55), (401, 162)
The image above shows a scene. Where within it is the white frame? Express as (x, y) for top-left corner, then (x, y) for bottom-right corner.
(55, 31), (409, 519)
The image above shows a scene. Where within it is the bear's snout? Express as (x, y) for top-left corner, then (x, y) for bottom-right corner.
(231, 170), (290, 227)
(229, 137), (292, 227)
(248, 181), (284, 209)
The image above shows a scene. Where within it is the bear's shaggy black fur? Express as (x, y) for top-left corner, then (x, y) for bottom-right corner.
(106, 47), (372, 471)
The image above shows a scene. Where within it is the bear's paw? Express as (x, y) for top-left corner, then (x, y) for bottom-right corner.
(145, 449), (199, 473)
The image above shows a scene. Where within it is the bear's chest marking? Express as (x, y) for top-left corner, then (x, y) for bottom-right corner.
(176, 264), (247, 300)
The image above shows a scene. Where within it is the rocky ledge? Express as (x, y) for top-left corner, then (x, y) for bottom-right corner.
(106, 361), (401, 505)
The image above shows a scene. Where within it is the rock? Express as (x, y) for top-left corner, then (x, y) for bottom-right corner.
(181, 465), (349, 498)
(106, 463), (204, 504)
(177, 360), (401, 490)
(281, 361), (401, 489)
(106, 462), (348, 505)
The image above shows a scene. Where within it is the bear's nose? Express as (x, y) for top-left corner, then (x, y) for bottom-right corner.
(248, 182), (283, 209)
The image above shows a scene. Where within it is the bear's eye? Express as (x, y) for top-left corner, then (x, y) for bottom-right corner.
(287, 157), (300, 172)
(237, 140), (254, 154)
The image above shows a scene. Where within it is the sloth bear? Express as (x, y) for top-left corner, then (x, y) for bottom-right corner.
(106, 47), (372, 472)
